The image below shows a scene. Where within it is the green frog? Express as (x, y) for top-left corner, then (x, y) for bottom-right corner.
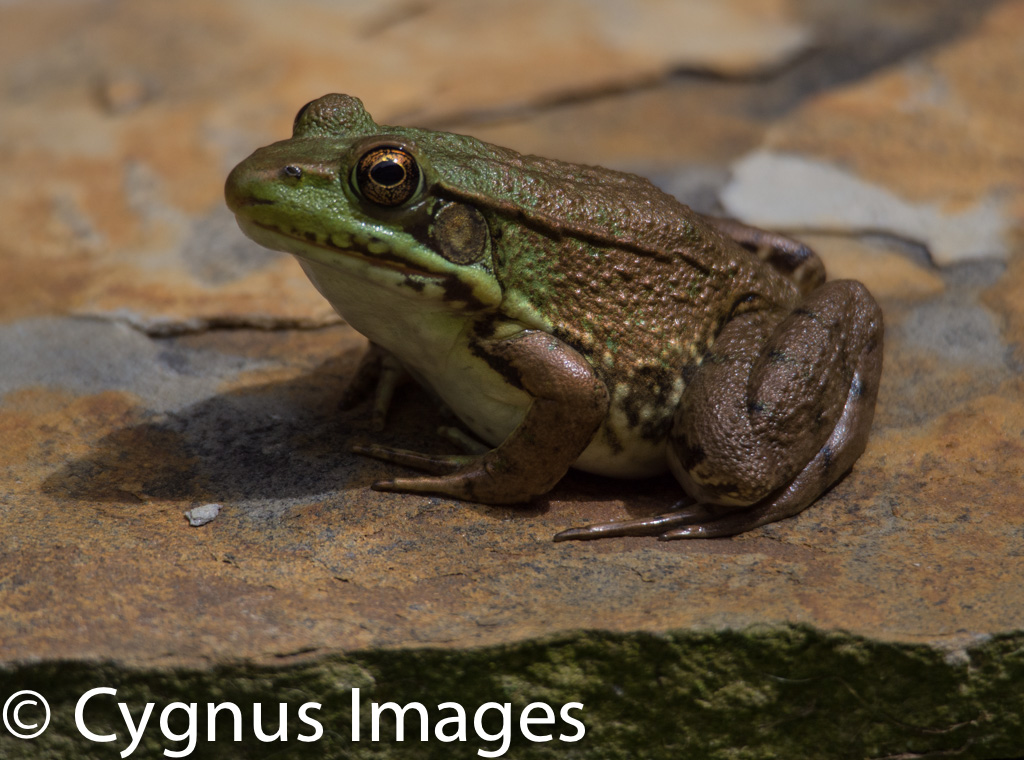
(225, 93), (883, 540)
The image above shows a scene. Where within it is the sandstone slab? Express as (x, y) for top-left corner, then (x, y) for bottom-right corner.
(2, 1), (1023, 758)
(721, 0), (1024, 268)
(722, 151), (1013, 265)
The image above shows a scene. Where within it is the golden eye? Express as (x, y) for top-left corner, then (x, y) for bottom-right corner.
(353, 146), (421, 207)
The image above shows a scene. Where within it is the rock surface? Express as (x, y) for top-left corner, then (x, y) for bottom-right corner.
(722, 0), (1024, 266)
(1, 1), (1022, 757)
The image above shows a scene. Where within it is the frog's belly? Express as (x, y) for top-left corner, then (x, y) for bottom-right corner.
(430, 363), (673, 482)
(297, 257), (531, 445)
(299, 257), (672, 481)
(401, 343), (532, 450)
(574, 416), (670, 479)
(420, 363), (671, 481)
(436, 379), (672, 480)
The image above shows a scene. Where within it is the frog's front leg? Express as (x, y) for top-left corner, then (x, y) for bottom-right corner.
(356, 330), (610, 504)
(340, 342), (409, 430)
(556, 280), (883, 541)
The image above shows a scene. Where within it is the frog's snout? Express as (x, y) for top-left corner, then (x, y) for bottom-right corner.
(224, 159), (283, 215)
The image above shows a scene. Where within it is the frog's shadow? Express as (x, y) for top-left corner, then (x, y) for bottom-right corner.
(42, 355), (674, 521)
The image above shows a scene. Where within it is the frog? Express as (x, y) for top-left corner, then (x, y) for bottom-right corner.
(224, 93), (883, 541)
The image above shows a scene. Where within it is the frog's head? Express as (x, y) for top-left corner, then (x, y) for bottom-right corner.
(225, 94), (502, 311)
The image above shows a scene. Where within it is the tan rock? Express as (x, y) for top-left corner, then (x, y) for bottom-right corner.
(1, 2), (1023, 754)
(0, 0), (810, 331)
(985, 248), (1024, 363)
(766, 1), (1024, 209)
(722, 151), (1012, 265)
(797, 233), (945, 300)
(722, 0), (1024, 266)
(0, 313), (1021, 664)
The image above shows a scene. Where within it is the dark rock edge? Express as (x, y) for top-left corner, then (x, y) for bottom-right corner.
(2, 624), (1022, 759)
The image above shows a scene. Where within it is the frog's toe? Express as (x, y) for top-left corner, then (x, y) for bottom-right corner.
(657, 514), (755, 540)
(435, 426), (490, 454)
(340, 343), (384, 408)
(372, 476), (443, 494)
(340, 344), (409, 429)
(371, 469), (525, 504)
(352, 443), (471, 475)
(553, 503), (716, 542)
(554, 500), (801, 541)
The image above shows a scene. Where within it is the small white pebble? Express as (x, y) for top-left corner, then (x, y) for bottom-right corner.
(185, 503), (222, 527)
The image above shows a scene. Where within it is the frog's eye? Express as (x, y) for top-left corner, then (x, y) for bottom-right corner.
(353, 146), (422, 207)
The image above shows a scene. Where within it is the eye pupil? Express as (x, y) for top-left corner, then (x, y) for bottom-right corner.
(354, 146), (421, 207)
(369, 161), (406, 187)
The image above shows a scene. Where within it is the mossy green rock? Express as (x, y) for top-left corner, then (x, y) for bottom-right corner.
(4, 628), (1023, 759)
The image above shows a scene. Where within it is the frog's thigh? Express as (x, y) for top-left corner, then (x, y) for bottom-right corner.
(373, 330), (610, 504)
(668, 280), (883, 530)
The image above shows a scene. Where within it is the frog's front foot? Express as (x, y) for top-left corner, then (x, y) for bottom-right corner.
(353, 330), (610, 505)
(341, 343), (408, 431)
(353, 443), (472, 475)
(353, 444), (555, 505)
(353, 443), (500, 502)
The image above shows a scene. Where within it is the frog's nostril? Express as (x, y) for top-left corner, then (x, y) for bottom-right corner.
(283, 165), (303, 179)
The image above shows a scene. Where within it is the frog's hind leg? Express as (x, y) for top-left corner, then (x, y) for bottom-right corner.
(703, 215), (825, 295)
(553, 502), (718, 541)
(555, 280), (882, 542)
(658, 352), (876, 539)
(663, 279), (883, 539)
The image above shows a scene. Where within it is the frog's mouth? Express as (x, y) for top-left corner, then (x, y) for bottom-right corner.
(236, 217), (501, 310)
(242, 219), (447, 283)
